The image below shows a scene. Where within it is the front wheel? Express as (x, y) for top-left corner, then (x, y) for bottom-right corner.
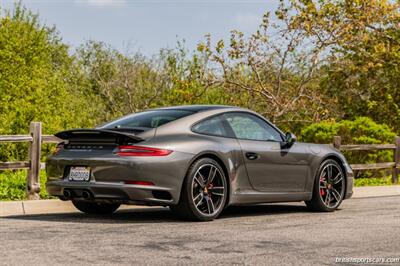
(72, 200), (120, 214)
(305, 159), (346, 212)
(171, 158), (228, 221)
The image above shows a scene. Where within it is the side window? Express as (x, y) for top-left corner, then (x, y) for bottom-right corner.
(192, 115), (230, 137)
(223, 112), (283, 141)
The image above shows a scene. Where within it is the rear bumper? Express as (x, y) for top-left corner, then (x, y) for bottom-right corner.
(46, 150), (195, 205)
(46, 180), (177, 205)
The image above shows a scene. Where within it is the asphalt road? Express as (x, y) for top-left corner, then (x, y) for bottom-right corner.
(1, 196), (399, 266)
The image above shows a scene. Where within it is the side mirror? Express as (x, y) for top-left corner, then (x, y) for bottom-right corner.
(283, 132), (296, 148)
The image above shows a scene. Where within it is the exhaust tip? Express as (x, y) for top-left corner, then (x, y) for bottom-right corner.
(63, 189), (72, 199)
(81, 190), (92, 200)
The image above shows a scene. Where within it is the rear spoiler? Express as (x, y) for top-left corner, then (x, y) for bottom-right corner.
(55, 129), (143, 143)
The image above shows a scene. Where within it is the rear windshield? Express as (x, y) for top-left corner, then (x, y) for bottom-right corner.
(99, 110), (194, 131)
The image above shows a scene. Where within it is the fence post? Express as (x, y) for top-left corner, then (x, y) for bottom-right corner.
(392, 136), (400, 184)
(26, 122), (42, 200)
(333, 136), (341, 150)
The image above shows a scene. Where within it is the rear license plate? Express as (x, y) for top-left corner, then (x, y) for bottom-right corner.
(68, 167), (91, 181)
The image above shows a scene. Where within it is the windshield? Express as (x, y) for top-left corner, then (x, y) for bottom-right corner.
(99, 109), (195, 131)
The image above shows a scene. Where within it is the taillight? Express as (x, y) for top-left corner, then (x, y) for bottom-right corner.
(115, 145), (173, 156)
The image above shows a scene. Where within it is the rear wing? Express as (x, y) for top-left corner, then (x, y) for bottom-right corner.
(55, 129), (143, 144)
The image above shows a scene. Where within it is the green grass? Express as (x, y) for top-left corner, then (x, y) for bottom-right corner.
(0, 170), (397, 201)
(0, 170), (52, 201)
(353, 176), (394, 187)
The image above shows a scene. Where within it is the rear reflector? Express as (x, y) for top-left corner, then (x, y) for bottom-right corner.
(115, 145), (172, 156)
(125, 181), (155, 186)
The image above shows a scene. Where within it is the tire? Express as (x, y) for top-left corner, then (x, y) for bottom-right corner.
(72, 200), (120, 214)
(305, 159), (346, 212)
(170, 158), (228, 221)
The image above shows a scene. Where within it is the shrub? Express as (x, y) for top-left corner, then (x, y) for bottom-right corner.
(0, 170), (51, 201)
(300, 117), (397, 178)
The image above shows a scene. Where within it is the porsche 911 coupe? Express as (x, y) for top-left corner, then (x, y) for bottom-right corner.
(46, 105), (353, 221)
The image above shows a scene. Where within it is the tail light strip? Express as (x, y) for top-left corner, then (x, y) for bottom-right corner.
(115, 145), (173, 156)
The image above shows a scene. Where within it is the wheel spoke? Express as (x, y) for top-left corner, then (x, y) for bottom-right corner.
(210, 191), (224, 197)
(194, 175), (205, 188)
(334, 177), (343, 185)
(206, 197), (215, 214)
(327, 165), (333, 179)
(325, 190), (331, 205)
(195, 194), (204, 207)
(193, 192), (202, 202)
(333, 173), (343, 184)
(331, 188), (342, 202)
(208, 186), (224, 190)
(207, 166), (217, 185)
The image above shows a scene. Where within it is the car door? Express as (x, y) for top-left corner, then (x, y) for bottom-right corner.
(222, 112), (309, 192)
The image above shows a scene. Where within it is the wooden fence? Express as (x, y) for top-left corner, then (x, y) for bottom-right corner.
(333, 136), (400, 184)
(0, 122), (399, 200)
(0, 122), (60, 199)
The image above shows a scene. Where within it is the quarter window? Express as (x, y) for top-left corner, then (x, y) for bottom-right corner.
(223, 113), (283, 141)
(100, 110), (194, 130)
(192, 115), (230, 137)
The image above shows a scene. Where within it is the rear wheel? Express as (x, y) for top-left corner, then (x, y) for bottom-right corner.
(305, 159), (345, 212)
(72, 200), (120, 214)
(170, 158), (228, 221)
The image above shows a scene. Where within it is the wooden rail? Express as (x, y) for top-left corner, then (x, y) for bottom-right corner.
(0, 122), (61, 199)
(333, 136), (400, 183)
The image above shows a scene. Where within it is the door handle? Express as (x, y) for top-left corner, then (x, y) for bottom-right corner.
(245, 152), (259, 160)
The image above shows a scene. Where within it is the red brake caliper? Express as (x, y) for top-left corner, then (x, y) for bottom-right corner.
(320, 178), (326, 196)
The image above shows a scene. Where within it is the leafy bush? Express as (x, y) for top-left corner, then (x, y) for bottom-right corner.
(300, 117), (397, 179)
(0, 170), (51, 201)
(300, 117), (396, 145)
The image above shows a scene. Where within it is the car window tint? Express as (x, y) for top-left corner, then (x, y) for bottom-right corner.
(223, 113), (283, 141)
(100, 110), (194, 130)
(192, 116), (229, 137)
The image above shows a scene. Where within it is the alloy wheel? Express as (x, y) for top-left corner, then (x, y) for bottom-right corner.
(191, 163), (226, 216)
(318, 163), (345, 208)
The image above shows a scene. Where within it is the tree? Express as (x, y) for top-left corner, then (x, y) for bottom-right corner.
(286, 0), (400, 132)
(76, 41), (170, 121)
(159, 43), (233, 107)
(0, 3), (93, 160)
(197, 8), (332, 132)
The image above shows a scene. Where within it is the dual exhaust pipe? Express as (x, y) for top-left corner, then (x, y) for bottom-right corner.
(63, 189), (92, 200)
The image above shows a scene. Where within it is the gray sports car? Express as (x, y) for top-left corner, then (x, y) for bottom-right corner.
(46, 105), (353, 221)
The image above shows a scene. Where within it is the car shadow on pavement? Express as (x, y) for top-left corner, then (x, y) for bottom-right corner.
(221, 204), (309, 220)
(2, 203), (311, 224)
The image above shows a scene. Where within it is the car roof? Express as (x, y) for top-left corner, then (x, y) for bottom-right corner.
(153, 105), (235, 112)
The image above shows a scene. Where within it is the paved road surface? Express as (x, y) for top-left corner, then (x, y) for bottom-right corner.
(1, 196), (399, 265)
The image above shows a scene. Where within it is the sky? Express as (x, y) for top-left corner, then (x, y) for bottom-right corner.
(0, 0), (280, 55)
